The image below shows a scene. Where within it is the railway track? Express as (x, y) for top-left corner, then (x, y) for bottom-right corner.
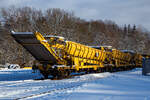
(14, 73), (107, 100)
(15, 83), (81, 100)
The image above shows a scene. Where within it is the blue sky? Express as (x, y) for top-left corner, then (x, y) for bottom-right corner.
(0, 0), (150, 31)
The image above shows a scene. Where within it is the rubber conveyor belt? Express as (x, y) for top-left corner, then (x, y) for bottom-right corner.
(11, 32), (57, 64)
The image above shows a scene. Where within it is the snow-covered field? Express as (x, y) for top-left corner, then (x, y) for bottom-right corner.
(0, 68), (150, 100)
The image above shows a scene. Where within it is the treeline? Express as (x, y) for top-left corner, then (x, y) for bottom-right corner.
(0, 6), (150, 66)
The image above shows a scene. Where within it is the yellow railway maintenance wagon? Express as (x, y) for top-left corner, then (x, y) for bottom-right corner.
(11, 31), (143, 78)
(112, 49), (132, 67)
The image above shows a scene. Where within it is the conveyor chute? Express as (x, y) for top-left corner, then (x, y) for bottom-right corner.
(11, 32), (57, 64)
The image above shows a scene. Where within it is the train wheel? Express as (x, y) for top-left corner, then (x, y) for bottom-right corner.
(55, 70), (69, 79)
(44, 74), (48, 79)
(97, 68), (101, 73)
(41, 72), (48, 79)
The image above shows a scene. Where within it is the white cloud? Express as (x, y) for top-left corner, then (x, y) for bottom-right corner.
(0, 0), (150, 30)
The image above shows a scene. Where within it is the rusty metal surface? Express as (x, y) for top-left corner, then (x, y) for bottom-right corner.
(11, 32), (57, 64)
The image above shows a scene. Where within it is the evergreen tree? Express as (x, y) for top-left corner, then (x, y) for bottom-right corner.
(132, 24), (136, 33)
(128, 24), (131, 33)
(0, 21), (2, 29)
(124, 24), (127, 33)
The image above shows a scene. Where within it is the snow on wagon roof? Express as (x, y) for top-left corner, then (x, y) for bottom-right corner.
(11, 31), (33, 34)
(43, 35), (65, 39)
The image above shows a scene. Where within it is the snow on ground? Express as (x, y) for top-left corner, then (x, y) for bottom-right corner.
(0, 68), (150, 100)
